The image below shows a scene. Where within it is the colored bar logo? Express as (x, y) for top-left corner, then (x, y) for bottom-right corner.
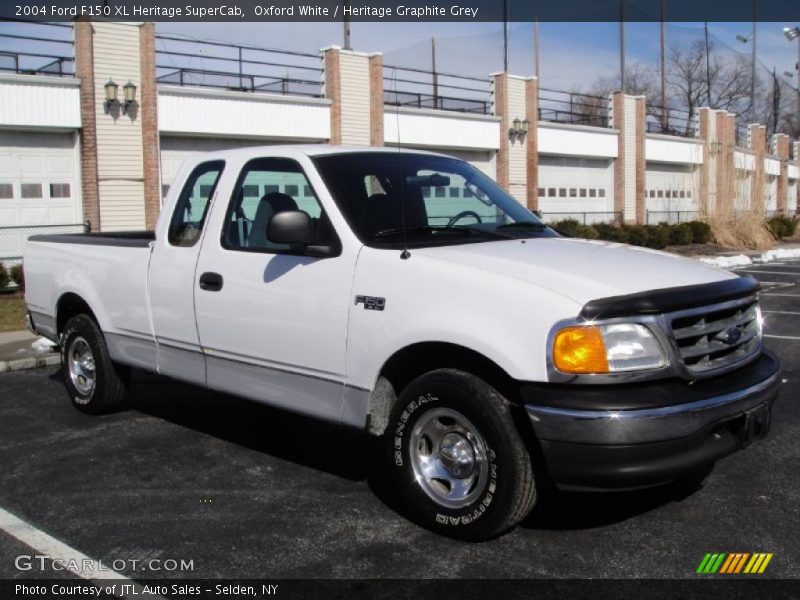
(696, 553), (773, 574)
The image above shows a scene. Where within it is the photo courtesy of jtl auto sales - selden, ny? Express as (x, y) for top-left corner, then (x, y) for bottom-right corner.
(0, 0), (798, 598)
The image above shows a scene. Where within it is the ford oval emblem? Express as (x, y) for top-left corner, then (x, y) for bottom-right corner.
(717, 326), (743, 345)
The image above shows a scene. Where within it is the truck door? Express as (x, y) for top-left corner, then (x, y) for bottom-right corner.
(193, 156), (357, 423)
(148, 160), (225, 384)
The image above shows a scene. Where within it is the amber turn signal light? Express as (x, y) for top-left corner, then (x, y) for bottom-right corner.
(552, 326), (609, 374)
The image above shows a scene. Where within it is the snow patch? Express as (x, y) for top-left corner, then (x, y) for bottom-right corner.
(759, 248), (800, 262)
(699, 254), (753, 268)
(31, 337), (56, 355)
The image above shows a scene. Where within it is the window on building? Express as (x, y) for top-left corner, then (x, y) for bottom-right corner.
(264, 185), (279, 194)
(49, 183), (71, 198)
(284, 184), (299, 197)
(168, 161), (225, 247)
(422, 187), (431, 198)
(569, 188), (577, 197)
(598, 189), (606, 198)
(537, 187), (545, 197)
(463, 187), (474, 198)
(21, 183), (42, 199)
(304, 185), (312, 197)
(435, 187), (446, 198)
(648, 190), (655, 198)
(161, 185), (170, 198)
(589, 189), (596, 198)
(0, 184), (12, 199)
(579, 189), (587, 198)
(449, 187), (460, 198)
(548, 188), (556, 197)
(243, 185), (260, 198)
(679, 191), (685, 198)
(657, 190), (664, 198)
(686, 191), (692, 198)
(559, 188), (567, 197)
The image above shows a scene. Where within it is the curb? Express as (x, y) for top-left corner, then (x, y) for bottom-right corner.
(0, 354), (60, 373)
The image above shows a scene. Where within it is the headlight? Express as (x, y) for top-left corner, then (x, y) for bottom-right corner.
(552, 323), (666, 374)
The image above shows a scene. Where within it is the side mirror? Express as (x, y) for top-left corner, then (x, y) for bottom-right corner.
(267, 210), (314, 245)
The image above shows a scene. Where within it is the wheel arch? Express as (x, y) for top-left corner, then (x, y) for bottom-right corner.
(367, 341), (521, 435)
(56, 292), (99, 337)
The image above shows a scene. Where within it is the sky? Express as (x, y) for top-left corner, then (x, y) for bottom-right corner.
(152, 21), (800, 91)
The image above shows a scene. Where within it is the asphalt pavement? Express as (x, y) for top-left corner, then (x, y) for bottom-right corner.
(0, 261), (797, 582)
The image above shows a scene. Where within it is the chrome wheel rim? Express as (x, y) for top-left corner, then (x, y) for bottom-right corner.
(408, 407), (489, 509)
(67, 336), (96, 399)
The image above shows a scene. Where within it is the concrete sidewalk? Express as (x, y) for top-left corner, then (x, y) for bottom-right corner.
(0, 330), (59, 372)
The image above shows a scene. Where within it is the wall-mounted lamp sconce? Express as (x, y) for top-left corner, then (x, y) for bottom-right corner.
(104, 78), (137, 115)
(104, 79), (118, 113)
(509, 116), (531, 139)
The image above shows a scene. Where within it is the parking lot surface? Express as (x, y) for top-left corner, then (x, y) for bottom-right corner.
(0, 261), (798, 580)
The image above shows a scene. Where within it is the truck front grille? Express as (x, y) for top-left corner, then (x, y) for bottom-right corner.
(670, 296), (761, 375)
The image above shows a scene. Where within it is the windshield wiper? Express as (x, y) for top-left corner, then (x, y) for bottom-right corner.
(373, 225), (508, 240)
(495, 221), (547, 233)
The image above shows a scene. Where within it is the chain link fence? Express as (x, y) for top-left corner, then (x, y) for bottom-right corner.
(0, 223), (89, 264)
(646, 210), (701, 224)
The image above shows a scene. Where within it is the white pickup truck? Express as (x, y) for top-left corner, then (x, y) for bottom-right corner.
(24, 146), (779, 540)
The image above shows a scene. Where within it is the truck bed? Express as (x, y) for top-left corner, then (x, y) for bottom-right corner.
(28, 230), (155, 248)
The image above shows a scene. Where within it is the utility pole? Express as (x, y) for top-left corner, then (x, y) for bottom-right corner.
(503, 0), (508, 72)
(773, 68), (780, 135)
(704, 22), (712, 106)
(343, 0), (351, 50)
(660, 0), (666, 130)
(534, 17), (540, 80)
(431, 37), (438, 108)
(620, 1), (626, 92)
(751, 1), (756, 123)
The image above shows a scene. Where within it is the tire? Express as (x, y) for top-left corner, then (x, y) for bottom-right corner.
(385, 368), (536, 541)
(61, 314), (128, 414)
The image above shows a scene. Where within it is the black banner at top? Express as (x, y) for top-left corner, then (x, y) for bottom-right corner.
(3, 0), (800, 22)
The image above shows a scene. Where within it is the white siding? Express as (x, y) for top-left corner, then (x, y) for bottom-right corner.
(0, 74), (81, 130)
(339, 52), (370, 146)
(645, 135), (703, 165)
(93, 22), (145, 231)
(538, 123), (618, 158)
(383, 108), (499, 151)
(158, 87), (330, 141)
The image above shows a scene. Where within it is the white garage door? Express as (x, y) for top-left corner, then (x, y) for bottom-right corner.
(537, 155), (614, 223)
(0, 131), (81, 228)
(645, 163), (699, 221)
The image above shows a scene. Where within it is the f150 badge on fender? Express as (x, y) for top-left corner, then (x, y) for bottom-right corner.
(355, 295), (386, 311)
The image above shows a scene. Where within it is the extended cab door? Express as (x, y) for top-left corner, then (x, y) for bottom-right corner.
(192, 155), (358, 422)
(148, 159), (225, 384)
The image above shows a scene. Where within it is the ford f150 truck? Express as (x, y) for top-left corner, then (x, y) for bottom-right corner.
(24, 146), (780, 541)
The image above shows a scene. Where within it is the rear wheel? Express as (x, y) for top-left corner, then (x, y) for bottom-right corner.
(385, 368), (536, 541)
(61, 314), (128, 414)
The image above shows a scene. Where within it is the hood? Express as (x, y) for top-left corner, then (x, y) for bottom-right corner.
(415, 237), (737, 306)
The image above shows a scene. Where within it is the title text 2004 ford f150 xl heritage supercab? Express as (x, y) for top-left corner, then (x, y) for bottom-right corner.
(24, 146), (780, 540)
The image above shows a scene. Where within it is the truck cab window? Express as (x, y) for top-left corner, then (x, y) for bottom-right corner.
(168, 161), (224, 247)
(222, 157), (335, 254)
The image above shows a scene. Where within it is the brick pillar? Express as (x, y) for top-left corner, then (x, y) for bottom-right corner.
(74, 18), (100, 230)
(140, 22), (161, 229)
(525, 77), (539, 211)
(492, 73), (533, 205)
(368, 53), (383, 147)
(698, 108), (713, 216)
(715, 111), (736, 218)
(611, 92), (646, 224)
(773, 133), (790, 214)
(322, 46), (377, 147)
(492, 72), (509, 191)
(749, 124), (767, 215)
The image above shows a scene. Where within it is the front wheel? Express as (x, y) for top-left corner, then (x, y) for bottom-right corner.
(385, 369), (536, 541)
(61, 314), (128, 414)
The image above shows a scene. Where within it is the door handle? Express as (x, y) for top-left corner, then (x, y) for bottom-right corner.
(199, 272), (223, 292)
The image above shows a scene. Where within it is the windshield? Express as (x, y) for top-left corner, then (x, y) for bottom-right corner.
(312, 152), (558, 247)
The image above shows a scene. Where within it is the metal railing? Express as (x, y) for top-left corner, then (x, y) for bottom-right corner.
(646, 210), (700, 224)
(645, 105), (697, 138)
(383, 65), (492, 114)
(0, 222), (89, 262)
(539, 212), (622, 225)
(155, 34), (323, 97)
(538, 88), (610, 128)
(0, 21), (74, 77)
